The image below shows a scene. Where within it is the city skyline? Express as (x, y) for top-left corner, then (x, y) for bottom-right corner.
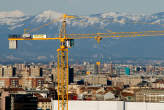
(1, 0), (164, 110)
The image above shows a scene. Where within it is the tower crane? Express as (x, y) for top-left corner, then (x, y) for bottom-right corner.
(8, 14), (164, 110)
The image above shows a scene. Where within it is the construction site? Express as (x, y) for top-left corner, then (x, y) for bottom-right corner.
(5, 12), (164, 110)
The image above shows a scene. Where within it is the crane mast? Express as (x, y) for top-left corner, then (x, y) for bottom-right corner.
(55, 14), (76, 110)
(57, 15), (69, 110)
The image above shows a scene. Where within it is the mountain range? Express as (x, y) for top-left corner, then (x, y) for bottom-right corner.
(1, 10), (164, 63)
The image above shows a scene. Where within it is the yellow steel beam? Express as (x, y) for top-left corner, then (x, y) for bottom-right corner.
(8, 33), (164, 41)
(66, 30), (164, 36)
(8, 38), (60, 40)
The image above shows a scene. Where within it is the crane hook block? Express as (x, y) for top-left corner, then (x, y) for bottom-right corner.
(95, 36), (102, 44)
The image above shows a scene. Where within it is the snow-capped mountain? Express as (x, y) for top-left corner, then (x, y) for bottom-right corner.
(0, 10), (24, 19)
(1, 10), (164, 62)
(33, 10), (64, 23)
(1, 10), (164, 31)
(0, 10), (27, 25)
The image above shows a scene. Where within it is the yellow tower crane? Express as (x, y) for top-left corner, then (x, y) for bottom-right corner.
(8, 14), (164, 110)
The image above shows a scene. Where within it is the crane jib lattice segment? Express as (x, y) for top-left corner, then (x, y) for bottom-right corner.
(8, 30), (164, 41)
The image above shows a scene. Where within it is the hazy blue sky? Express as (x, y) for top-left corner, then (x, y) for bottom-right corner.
(0, 0), (164, 15)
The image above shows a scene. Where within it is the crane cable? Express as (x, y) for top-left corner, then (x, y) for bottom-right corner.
(24, 16), (63, 34)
